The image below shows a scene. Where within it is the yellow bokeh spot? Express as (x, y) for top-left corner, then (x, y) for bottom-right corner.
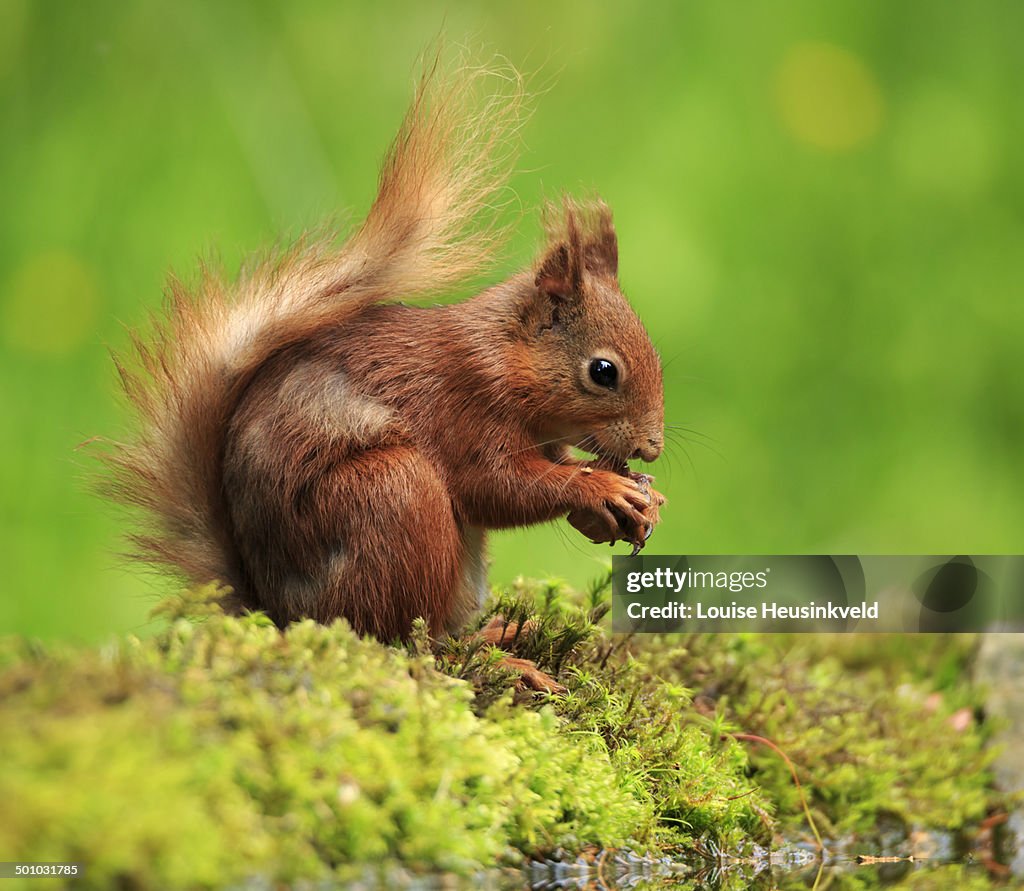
(3, 250), (99, 356)
(775, 41), (884, 152)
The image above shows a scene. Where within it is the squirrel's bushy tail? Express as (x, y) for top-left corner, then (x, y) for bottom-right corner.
(105, 55), (524, 597)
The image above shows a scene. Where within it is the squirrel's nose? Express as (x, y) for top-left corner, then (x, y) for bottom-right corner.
(633, 435), (663, 463)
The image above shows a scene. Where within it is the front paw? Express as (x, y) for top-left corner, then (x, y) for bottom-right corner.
(629, 471), (666, 534)
(567, 469), (664, 549)
(567, 507), (620, 544)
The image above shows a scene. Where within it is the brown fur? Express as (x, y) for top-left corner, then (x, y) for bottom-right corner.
(105, 58), (665, 639)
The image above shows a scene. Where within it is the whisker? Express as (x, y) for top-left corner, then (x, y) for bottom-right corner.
(554, 458), (588, 502)
(523, 433), (600, 492)
(664, 434), (698, 477)
(504, 424), (614, 458)
(667, 428), (725, 462)
(504, 434), (571, 458)
(553, 516), (596, 560)
(663, 423), (719, 443)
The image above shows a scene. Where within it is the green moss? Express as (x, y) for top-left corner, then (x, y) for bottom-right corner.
(0, 580), (999, 888)
(640, 632), (993, 837)
(0, 585), (657, 888)
(438, 577), (771, 847)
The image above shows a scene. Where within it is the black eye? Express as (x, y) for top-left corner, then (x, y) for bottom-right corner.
(588, 358), (618, 389)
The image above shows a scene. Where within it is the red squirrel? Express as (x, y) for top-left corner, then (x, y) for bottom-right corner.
(106, 61), (665, 644)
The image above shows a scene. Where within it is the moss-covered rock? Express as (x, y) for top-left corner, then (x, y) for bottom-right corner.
(0, 584), (732, 887)
(0, 579), (999, 888)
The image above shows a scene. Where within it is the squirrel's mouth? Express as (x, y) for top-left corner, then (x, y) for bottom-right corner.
(576, 429), (663, 465)
(573, 440), (632, 472)
(548, 427), (639, 468)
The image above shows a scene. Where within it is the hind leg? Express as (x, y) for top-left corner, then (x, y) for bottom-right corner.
(228, 431), (464, 638)
(476, 617), (565, 693)
(223, 359), (469, 637)
(301, 443), (464, 639)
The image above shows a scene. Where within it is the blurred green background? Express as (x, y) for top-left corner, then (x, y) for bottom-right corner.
(2, 1), (1022, 641)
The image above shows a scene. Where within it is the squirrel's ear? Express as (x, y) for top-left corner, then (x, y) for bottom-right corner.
(535, 208), (584, 301)
(534, 241), (581, 302)
(583, 205), (618, 280)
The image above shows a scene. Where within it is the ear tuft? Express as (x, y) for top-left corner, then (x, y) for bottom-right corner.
(535, 243), (574, 300)
(583, 203), (618, 280)
(536, 198), (619, 296)
(535, 208), (583, 301)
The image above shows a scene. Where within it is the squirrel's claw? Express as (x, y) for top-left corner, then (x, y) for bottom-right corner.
(567, 506), (621, 544)
(501, 656), (566, 694)
(569, 464), (665, 552)
(475, 618), (565, 694)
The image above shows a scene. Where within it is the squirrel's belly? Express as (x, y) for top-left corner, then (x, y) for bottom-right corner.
(462, 525), (489, 604)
